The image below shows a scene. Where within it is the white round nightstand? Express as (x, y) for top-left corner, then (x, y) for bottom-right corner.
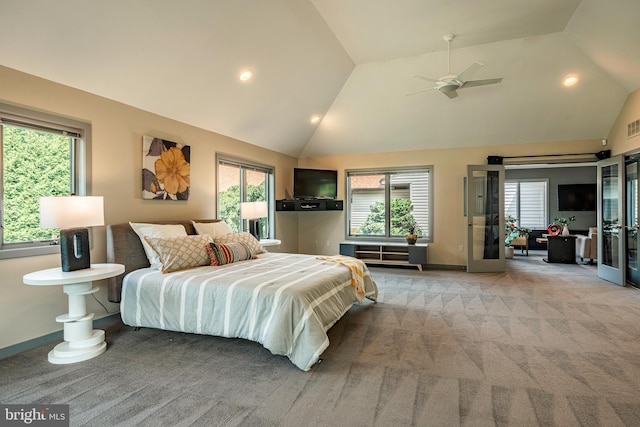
(23, 263), (125, 364)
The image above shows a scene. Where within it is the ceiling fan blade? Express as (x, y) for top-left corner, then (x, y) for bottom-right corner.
(405, 87), (437, 96)
(443, 90), (458, 99)
(456, 62), (484, 82)
(410, 74), (440, 83)
(460, 78), (503, 88)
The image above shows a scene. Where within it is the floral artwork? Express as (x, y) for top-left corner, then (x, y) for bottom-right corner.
(142, 135), (190, 200)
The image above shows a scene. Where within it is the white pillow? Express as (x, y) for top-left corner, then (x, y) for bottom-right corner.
(192, 220), (233, 237)
(129, 222), (188, 269)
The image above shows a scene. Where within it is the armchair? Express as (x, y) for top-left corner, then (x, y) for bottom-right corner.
(576, 227), (598, 264)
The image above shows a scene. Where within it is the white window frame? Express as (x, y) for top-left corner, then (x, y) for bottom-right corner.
(0, 102), (92, 259)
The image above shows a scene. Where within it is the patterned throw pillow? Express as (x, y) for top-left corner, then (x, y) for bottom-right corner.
(206, 242), (255, 266)
(213, 232), (266, 254)
(144, 234), (213, 273)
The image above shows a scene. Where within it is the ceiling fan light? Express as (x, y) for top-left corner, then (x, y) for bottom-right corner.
(440, 84), (458, 93)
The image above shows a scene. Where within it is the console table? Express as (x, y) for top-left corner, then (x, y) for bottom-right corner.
(23, 263), (125, 364)
(339, 241), (427, 270)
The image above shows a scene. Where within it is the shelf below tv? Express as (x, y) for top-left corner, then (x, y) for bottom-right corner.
(275, 199), (343, 211)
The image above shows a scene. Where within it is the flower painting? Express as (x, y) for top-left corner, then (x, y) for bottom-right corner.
(142, 135), (190, 200)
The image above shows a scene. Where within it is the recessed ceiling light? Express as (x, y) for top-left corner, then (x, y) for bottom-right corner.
(310, 115), (321, 124)
(239, 70), (253, 81)
(563, 75), (578, 87)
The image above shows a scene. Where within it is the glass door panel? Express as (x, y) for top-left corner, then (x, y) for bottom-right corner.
(598, 156), (624, 285)
(467, 165), (505, 272)
(626, 157), (639, 287)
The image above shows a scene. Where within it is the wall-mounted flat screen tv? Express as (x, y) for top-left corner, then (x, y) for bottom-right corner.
(557, 183), (597, 211)
(293, 168), (337, 200)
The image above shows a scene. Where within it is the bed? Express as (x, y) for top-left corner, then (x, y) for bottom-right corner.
(106, 220), (378, 371)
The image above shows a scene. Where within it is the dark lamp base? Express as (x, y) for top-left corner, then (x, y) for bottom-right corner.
(248, 219), (261, 241)
(60, 227), (91, 272)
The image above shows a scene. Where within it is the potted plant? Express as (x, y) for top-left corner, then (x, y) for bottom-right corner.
(504, 215), (531, 258)
(405, 223), (422, 245)
(553, 215), (576, 235)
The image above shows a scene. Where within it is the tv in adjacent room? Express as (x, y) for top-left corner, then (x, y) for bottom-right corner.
(293, 168), (337, 200)
(557, 183), (597, 211)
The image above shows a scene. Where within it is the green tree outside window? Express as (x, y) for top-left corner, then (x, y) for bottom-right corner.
(3, 125), (72, 243)
(359, 199), (421, 237)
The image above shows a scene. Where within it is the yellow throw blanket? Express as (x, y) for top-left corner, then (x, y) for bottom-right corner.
(317, 255), (366, 303)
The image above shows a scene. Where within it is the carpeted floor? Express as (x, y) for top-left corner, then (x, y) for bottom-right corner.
(2, 253), (640, 426)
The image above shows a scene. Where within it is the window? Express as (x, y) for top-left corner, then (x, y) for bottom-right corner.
(347, 167), (432, 241)
(504, 179), (548, 229)
(217, 156), (274, 238)
(0, 104), (91, 259)
(0, 103), (91, 258)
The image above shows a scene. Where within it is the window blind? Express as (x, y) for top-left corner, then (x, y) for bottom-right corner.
(505, 180), (548, 229)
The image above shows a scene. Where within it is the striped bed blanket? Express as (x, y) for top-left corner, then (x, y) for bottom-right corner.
(120, 252), (378, 370)
(316, 255), (366, 303)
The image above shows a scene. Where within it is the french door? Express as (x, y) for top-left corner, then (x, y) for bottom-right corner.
(625, 155), (640, 287)
(597, 155), (625, 285)
(466, 165), (505, 272)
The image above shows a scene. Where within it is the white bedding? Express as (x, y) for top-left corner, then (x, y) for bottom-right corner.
(120, 252), (378, 370)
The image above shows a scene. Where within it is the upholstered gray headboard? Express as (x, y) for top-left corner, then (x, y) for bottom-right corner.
(106, 220), (220, 303)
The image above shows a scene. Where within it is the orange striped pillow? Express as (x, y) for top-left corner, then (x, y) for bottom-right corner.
(213, 232), (266, 254)
(206, 242), (255, 266)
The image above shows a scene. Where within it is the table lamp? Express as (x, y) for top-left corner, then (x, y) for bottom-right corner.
(240, 201), (267, 240)
(40, 196), (104, 272)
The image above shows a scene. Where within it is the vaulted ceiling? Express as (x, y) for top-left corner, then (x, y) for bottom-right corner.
(1, 0), (639, 158)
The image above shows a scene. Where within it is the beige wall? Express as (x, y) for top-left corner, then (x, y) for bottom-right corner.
(608, 88), (640, 156)
(0, 66), (297, 350)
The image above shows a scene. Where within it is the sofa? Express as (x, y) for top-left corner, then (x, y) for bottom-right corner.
(575, 227), (598, 264)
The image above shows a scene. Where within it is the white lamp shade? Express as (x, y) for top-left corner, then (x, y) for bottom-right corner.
(40, 196), (104, 229)
(240, 201), (268, 220)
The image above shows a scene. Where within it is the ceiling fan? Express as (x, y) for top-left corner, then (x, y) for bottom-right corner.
(406, 34), (502, 99)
